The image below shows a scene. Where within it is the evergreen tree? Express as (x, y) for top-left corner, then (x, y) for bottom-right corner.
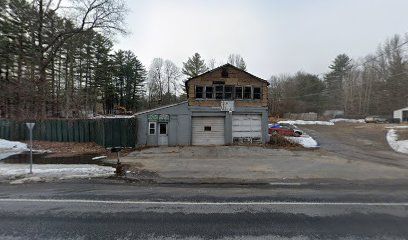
(324, 54), (352, 110)
(182, 53), (208, 78)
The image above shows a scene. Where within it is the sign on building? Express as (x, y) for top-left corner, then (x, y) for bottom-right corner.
(148, 114), (170, 122)
(220, 101), (235, 112)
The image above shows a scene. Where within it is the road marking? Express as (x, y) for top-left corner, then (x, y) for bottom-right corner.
(0, 198), (407, 206)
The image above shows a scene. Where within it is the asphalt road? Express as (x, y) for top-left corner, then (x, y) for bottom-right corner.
(0, 180), (408, 239)
(302, 123), (408, 168)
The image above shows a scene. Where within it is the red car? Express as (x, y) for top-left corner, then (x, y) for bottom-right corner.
(268, 123), (301, 137)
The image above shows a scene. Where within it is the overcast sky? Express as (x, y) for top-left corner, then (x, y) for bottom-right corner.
(114, 0), (408, 80)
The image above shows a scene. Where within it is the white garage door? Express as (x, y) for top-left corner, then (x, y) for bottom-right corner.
(192, 117), (225, 145)
(232, 114), (262, 142)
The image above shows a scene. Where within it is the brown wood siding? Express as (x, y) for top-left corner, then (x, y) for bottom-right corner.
(187, 66), (268, 108)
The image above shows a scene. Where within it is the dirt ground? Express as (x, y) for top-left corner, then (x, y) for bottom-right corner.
(115, 123), (408, 183)
(302, 123), (408, 168)
(119, 145), (408, 183)
(395, 128), (408, 141)
(25, 141), (134, 159)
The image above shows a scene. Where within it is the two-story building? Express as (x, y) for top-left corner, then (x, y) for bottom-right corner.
(135, 63), (269, 146)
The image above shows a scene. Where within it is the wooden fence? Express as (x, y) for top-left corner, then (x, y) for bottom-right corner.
(0, 118), (137, 148)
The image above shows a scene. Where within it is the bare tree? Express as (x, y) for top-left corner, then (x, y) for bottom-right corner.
(227, 53), (247, 70)
(33, 0), (128, 117)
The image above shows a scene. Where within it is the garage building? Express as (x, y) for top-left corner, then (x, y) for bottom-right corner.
(393, 107), (408, 123)
(135, 64), (269, 146)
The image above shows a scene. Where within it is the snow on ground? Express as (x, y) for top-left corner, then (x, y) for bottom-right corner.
(0, 164), (115, 184)
(386, 125), (408, 129)
(90, 115), (134, 119)
(279, 119), (366, 126)
(0, 139), (28, 160)
(386, 129), (408, 154)
(279, 120), (334, 126)
(329, 118), (365, 123)
(285, 135), (319, 148)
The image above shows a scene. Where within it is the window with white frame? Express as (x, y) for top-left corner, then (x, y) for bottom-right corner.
(148, 122), (156, 135)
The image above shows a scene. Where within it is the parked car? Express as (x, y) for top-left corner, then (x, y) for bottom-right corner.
(364, 116), (388, 123)
(268, 123), (303, 137)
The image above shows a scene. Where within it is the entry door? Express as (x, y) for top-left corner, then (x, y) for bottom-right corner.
(403, 110), (408, 122)
(158, 123), (168, 146)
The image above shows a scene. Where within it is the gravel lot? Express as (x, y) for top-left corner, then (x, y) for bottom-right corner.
(302, 123), (408, 168)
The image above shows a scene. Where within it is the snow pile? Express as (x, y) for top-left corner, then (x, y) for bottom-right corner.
(386, 129), (408, 154)
(91, 115), (134, 119)
(0, 139), (29, 160)
(386, 126), (408, 129)
(330, 118), (365, 123)
(285, 135), (319, 148)
(278, 120), (334, 126)
(0, 164), (115, 184)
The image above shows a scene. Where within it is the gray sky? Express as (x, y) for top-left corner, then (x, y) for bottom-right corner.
(114, 0), (408, 79)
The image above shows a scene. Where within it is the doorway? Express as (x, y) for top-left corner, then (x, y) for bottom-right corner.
(158, 123), (168, 146)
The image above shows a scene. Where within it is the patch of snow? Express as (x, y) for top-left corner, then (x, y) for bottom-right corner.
(285, 135), (319, 148)
(90, 115), (134, 119)
(279, 120), (334, 126)
(0, 164), (115, 184)
(92, 155), (107, 160)
(0, 139), (29, 160)
(386, 129), (408, 154)
(329, 118), (365, 123)
(386, 125), (408, 129)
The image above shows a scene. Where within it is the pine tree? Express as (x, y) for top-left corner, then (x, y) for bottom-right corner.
(324, 54), (352, 110)
(182, 53), (208, 78)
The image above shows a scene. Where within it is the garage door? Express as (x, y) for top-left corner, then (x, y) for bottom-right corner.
(192, 117), (225, 145)
(232, 114), (262, 143)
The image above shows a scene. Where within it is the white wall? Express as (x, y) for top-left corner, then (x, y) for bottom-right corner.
(393, 107), (408, 120)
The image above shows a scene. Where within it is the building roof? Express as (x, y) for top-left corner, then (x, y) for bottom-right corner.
(394, 106), (408, 111)
(184, 63), (270, 87)
(133, 101), (188, 116)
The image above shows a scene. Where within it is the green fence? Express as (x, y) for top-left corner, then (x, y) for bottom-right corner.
(0, 118), (137, 148)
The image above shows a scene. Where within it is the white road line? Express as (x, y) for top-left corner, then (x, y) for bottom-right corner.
(0, 198), (407, 206)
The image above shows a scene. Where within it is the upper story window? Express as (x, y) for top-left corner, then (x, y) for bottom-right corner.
(215, 85), (224, 99)
(244, 86), (252, 99)
(205, 86), (213, 99)
(235, 86), (243, 99)
(224, 85), (233, 100)
(253, 87), (261, 99)
(193, 84), (261, 100)
(195, 86), (203, 98)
